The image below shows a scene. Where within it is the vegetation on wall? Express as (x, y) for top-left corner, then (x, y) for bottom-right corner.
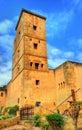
(0, 114), (15, 120)
(0, 85), (7, 91)
(5, 105), (19, 115)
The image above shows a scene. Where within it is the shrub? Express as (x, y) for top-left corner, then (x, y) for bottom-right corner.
(5, 105), (19, 115)
(41, 116), (49, 130)
(41, 122), (49, 130)
(76, 128), (82, 130)
(9, 105), (19, 115)
(33, 114), (41, 127)
(46, 113), (65, 130)
(1, 114), (15, 120)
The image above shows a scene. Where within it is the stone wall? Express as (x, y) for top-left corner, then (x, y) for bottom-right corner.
(0, 90), (6, 108)
(0, 116), (20, 129)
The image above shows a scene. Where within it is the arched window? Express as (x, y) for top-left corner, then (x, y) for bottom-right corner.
(1, 92), (3, 96)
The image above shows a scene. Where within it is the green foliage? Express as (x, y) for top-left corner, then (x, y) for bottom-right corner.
(5, 106), (11, 112)
(46, 113), (65, 130)
(33, 114), (41, 127)
(5, 105), (19, 115)
(76, 128), (82, 130)
(41, 122), (49, 130)
(0, 85), (7, 91)
(0, 114), (15, 120)
(9, 105), (19, 112)
(76, 102), (82, 107)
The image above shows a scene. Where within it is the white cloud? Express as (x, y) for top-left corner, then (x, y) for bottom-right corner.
(68, 38), (82, 49)
(0, 16), (17, 86)
(47, 44), (74, 68)
(0, 34), (13, 86)
(72, 0), (81, 7)
(0, 61), (12, 73)
(63, 52), (74, 58)
(32, 9), (73, 38)
(0, 20), (14, 34)
(77, 52), (82, 62)
(77, 39), (82, 48)
(0, 34), (14, 50)
(48, 58), (66, 69)
(46, 11), (73, 38)
(0, 16), (18, 35)
(0, 71), (11, 86)
(0, 61), (12, 86)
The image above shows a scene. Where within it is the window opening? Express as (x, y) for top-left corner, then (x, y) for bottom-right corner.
(41, 64), (44, 68)
(63, 81), (65, 87)
(61, 82), (62, 87)
(30, 62), (33, 67)
(30, 38), (32, 41)
(36, 80), (40, 85)
(35, 63), (39, 69)
(18, 98), (20, 104)
(34, 43), (38, 49)
(33, 25), (37, 30)
(18, 50), (19, 53)
(35, 102), (41, 107)
(1, 92), (3, 96)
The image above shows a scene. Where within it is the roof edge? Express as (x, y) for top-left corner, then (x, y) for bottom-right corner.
(54, 60), (82, 70)
(15, 9), (46, 30)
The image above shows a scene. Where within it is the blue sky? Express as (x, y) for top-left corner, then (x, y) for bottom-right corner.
(0, 0), (82, 86)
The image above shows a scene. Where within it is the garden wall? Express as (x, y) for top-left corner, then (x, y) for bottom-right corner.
(0, 116), (20, 129)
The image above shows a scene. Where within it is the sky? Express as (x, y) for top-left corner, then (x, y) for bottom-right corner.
(0, 0), (82, 86)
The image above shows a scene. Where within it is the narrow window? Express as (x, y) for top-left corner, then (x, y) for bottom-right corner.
(63, 81), (65, 87)
(41, 64), (44, 68)
(33, 25), (37, 30)
(36, 80), (40, 85)
(61, 82), (62, 87)
(17, 50), (20, 57)
(35, 102), (41, 107)
(18, 50), (19, 53)
(30, 62), (33, 67)
(18, 98), (20, 104)
(30, 38), (32, 41)
(17, 64), (20, 71)
(34, 43), (38, 49)
(35, 63), (39, 69)
(1, 92), (3, 96)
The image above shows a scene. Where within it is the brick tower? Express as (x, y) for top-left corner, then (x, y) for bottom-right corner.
(12, 9), (49, 107)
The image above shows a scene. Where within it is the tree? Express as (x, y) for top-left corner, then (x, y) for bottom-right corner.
(68, 101), (81, 129)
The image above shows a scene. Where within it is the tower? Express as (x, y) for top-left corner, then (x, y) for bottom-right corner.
(12, 9), (48, 107)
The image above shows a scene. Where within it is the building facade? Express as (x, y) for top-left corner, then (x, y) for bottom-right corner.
(0, 9), (82, 114)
